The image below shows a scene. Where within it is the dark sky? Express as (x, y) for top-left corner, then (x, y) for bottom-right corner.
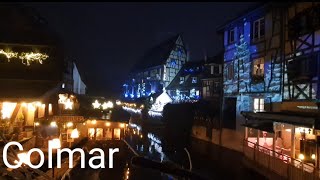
(25, 2), (258, 98)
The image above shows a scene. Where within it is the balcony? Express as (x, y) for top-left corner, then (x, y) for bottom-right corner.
(244, 140), (318, 179)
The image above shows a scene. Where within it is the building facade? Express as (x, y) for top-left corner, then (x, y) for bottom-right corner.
(219, 2), (320, 179)
(123, 34), (188, 99)
(166, 61), (204, 103)
(73, 62), (87, 95)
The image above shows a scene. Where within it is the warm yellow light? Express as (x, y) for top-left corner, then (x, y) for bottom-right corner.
(0, 49), (18, 59)
(50, 121), (57, 127)
(27, 103), (36, 112)
(140, 134), (143, 138)
(116, 100), (121, 105)
(35, 101), (42, 107)
(64, 98), (73, 110)
(105, 122), (111, 127)
(83, 123), (86, 125)
(92, 100), (101, 109)
(19, 52), (49, 66)
(312, 154), (316, 160)
(140, 105), (144, 109)
(21, 102), (27, 107)
(35, 122), (40, 126)
(66, 122), (73, 128)
(102, 101), (114, 110)
(1, 102), (17, 119)
(70, 129), (79, 139)
(58, 94), (68, 103)
(120, 123), (125, 128)
(91, 120), (97, 125)
(299, 154), (305, 160)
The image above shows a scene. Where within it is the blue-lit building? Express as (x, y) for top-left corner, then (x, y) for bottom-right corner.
(218, 2), (320, 179)
(166, 54), (222, 103)
(122, 34), (188, 99)
(166, 60), (204, 103)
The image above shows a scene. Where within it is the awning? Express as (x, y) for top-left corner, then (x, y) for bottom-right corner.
(242, 121), (274, 133)
(241, 111), (316, 128)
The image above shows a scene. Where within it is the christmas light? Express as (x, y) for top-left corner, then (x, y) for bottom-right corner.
(64, 99), (73, 110)
(19, 52), (49, 66)
(92, 100), (101, 109)
(0, 49), (18, 60)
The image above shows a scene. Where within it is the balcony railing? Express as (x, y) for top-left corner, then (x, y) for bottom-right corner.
(243, 140), (319, 180)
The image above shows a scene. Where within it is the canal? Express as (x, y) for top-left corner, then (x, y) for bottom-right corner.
(124, 114), (267, 180)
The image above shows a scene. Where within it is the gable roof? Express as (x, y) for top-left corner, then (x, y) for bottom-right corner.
(166, 61), (205, 90)
(131, 34), (182, 73)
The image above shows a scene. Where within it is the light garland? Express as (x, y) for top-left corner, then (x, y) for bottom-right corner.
(19, 52), (49, 66)
(0, 49), (18, 60)
(0, 49), (49, 66)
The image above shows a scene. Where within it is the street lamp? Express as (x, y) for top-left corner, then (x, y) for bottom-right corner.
(49, 138), (61, 180)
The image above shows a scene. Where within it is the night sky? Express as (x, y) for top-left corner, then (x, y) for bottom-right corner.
(24, 2), (258, 98)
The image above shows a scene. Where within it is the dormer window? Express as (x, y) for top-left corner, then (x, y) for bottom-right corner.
(180, 77), (184, 84)
(192, 77), (197, 83)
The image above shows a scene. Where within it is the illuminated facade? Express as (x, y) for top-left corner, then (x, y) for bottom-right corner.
(218, 2), (320, 179)
(122, 34), (188, 99)
(0, 5), (81, 140)
(166, 60), (206, 103)
(73, 62), (87, 95)
(217, 3), (284, 147)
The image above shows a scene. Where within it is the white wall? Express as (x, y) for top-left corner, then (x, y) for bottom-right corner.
(73, 62), (86, 95)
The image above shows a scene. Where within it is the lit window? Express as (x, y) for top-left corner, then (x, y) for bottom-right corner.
(252, 57), (264, 77)
(254, 98), (264, 112)
(192, 77), (197, 83)
(253, 17), (265, 40)
(180, 77), (184, 84)
(229, 28), (235, 44)
(196, 90), (200, 96)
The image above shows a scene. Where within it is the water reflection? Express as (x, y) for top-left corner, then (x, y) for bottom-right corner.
(127, 123), (166, 163)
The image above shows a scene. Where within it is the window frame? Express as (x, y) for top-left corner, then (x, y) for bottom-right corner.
(252, 17), (265, 40)
(252, 57), (265, 77)
(253, 98), (264, 112)
(228, 28), (235, 44)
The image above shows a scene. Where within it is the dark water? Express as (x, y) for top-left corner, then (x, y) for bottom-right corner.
(126, 114), (267, 180)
